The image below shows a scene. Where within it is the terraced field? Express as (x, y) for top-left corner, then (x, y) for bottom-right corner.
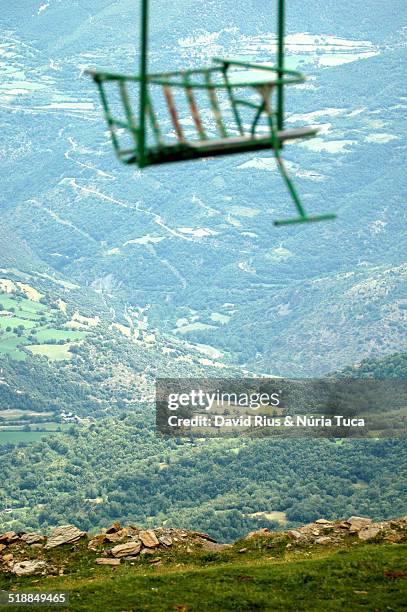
(0, 286), (88, 361)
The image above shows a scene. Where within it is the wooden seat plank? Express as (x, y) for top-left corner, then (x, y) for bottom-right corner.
(188, 126), (318, 150)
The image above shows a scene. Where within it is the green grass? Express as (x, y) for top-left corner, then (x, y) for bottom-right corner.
(0, 316), (36, 330)
(0, 409), (54, 420)
(30, 422), (71, 431)
(0, 294), (47, 317)
(246, 511), (287, 525)
(0, 541), (405, 611)
(0, 295), (19, 310)
(26, 343), (74, 360)
(0, 293), (53, 359)
(0, 430), (57, 445)
(0, 292), (86, 361)
(34, 328), (86, 342)
(0, 423), (71, 446)
(0, 335), (27, 360)
(175, 322), (217, 334)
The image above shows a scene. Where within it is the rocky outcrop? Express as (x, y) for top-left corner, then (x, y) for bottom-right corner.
(0, 532), (19, 544)
(0, 515), (406, 577)
(45, 525), (86, 549)
(12, 560), (47, 576)
(105, 529), (129, 543)
(346, 516), (372, 533)
(358, 525), (382, 541)
(139, 530), (160, 548)
(110, 541), (141, 558)
(96, 557), (121, 566)
(20, 533), (45, 545)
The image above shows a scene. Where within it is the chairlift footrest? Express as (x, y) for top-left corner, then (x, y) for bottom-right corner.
(273, 213), (337, 226)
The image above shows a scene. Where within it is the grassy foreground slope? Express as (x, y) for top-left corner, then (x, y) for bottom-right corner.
(0, 529), (406, 611)
(46, 546), (407, 612)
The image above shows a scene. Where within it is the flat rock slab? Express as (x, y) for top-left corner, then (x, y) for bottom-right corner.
(105, 528), (129, 543)
(159, 536), (173, 547)
(347, 517), (372, 532)
(148, 557), (162, 564)
(0, 532), (18, 544)
(141, 548), (157, 555)
(96, 558), (121, 566)
(45, 525), (86, 549)
(358, 526), (381, 541)
(21, 533), (45, 545)
(12, 560), (47, 576)
(190, 531), (217, 543)
(111, 541), (141, 558)
(139, 530), (160, 548)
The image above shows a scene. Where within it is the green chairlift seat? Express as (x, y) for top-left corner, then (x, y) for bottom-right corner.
(87, 0), (336, 227)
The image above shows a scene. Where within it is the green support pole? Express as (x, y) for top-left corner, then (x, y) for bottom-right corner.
(277, 0), (285, 132)
(139, 0), (149, 167)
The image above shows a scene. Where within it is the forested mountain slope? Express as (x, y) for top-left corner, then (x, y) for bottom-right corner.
(1, 351), (406, 540)
(1, 1), (406, 374)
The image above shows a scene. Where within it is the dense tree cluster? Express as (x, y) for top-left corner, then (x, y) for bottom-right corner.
(1, 416), (405, 541)
(1, 349), (406, 541)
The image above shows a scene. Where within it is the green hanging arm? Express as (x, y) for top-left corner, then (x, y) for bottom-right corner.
(138, 0), (149, 167)
(273, 0), (336, 226)
(277, 0), (285, 132)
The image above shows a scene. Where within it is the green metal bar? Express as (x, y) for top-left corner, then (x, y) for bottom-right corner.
(148, 66), (221, 79)
(139, 0), (149, 167)
(259, 84), (317, 222)
(94, 78), (122, 157)
(87, 69), (305, 89)
(274, 152), (307, 218)
(274, 213), (336, 226)
(277, 0), (285, 131)
(221, 62), (244, 136)
(234, 99), (260, 109)
(118, 148), (138, 156)
(118, 80), (139, 148)
(146, 92), (163, 147)
(204, 70), (227, 138)
(212, 58), (301, 76)
(88, 68), (219, 82)
(183, 72), (207, 140)
(250, 100), (267, 137)
(149, 74), (303, 88)
(111, 118), (137, 130)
